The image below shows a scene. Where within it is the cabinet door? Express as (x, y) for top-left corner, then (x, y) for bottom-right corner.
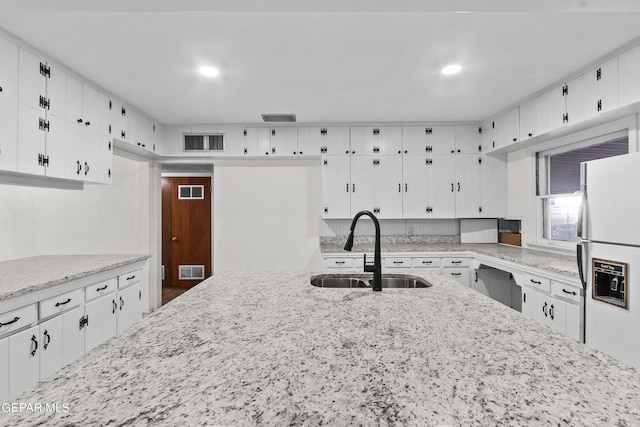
(325, 126), (350, 155)
(454, 125), (480, 154)
(0, 36), (19, 102)
(117, 283), (141, 334)
(62, 306), (85, 365)
(376, 155), (403, 218)
(39, 316), (63, 381)
(256, 127), (271, 156)
(481, 118), (495, 152)
(271, 127), (298, 156)
(619, 44), (640, 107)
(322, 155), (351, 218)
(565, 302), (581, 341)
(430, 126), (456, 155)
(17, 104), (46, 175)
(0, 94), (18, 172)
(377, 126), (402, 155)
(480, 154), (507, 218)
(85, 295), (118, 353)
(0, 337), (7, 403)
(44, 113), (67, 179)
(350, 156), (376, 215)
(8, 325), (40, 399)
(519, 96), (538, 141)
(537, 294), (567, 334)
(581, 58), (618, 120)
(296, 127), (314, 156)
(401, 126), (422, 155)
(455, 154), (481, 218)
(491, 269), (513, 307)
(349, 127), (371, 155)
(521, 286), (537, 320)
(565, 76), (583, 126)
(426, 155), (455, 218)
(549, 84), (567, 131)
(402, 155), (428, 218)
(46, 63), (66, 120)
(18, 48), (46, 111)
(472, 268), (492, 298)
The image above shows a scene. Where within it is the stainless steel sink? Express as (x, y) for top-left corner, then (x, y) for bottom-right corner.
(310, 273), (431, 289)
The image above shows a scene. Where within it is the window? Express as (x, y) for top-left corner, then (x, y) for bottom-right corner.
(536, 132), (628, 247)
(178, 185), (205, 199)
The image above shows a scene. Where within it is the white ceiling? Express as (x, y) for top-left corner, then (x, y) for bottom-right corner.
(2, 1), (640, 125)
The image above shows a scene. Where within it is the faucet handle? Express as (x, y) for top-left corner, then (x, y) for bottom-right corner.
(363, 253), (375, 272)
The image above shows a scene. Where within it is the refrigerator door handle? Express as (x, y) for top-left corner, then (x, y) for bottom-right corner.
(577, 243), (586, 290)
(577, 192), (587, 239)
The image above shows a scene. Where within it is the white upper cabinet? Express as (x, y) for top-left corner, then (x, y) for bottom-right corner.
(0, 36), (19, 102)
(0, 36), (18, 172)
(269, 127), (299, 156)
(454, 125), (481, 154)
(402, 126), (455, 155)
(302, 126), (350, 156)
(618, 44), (640, 107)
(18, 48), (46, 112)
(581, 57), (618, 121)
(351, 126), (401, 156)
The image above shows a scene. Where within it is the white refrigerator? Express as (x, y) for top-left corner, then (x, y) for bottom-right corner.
(578, 151), (640, 369)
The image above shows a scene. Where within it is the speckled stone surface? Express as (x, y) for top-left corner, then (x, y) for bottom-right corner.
(0, 255), (150, 301)
(321, 241), (579, 278)
(5, 271), (640, 426)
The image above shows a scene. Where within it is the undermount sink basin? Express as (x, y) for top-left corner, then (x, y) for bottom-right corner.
(310, 273), (431, 289)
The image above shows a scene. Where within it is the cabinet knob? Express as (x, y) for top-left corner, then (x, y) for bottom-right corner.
(0, 86), (3, 92)
(172, 236), (178, 242)
(77, 118), (83, 124)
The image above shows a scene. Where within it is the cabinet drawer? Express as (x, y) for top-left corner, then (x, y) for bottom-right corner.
(412, 257), (441, 268)
(85, 277), (117, 302)
(551, 281), (581, 304)
(325, 257), (354, 269)
(0, 304), (37, 337)
(384, 257), (412, 268)
(118, 269), (142, 289)
(442, 257), (470, 268)
(444, 268), (470, 287)
(515, 273), (551, 293)
(40, 289), (83, 319)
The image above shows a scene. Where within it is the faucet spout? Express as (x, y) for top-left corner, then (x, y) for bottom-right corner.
(344, 210), (382, 291)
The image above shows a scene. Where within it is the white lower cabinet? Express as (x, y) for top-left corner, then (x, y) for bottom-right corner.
(0, 263), (145, 401)
(443, 268), (470, 287)
(521, 284), (581, 341)
(39, 315), (63, 380)
(0, 337), (8, 403)
(116, 281), (141, 334)
(8, 325), (40, 399)
(84, 279), (117, 353)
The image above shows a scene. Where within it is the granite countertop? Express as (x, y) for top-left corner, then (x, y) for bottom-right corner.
(321, 239), (579, 278)
(6, 271), (640, 426)
(0, 254), (150, 302)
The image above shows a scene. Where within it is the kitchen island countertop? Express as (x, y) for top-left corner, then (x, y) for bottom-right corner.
(5, 271), (640, 426)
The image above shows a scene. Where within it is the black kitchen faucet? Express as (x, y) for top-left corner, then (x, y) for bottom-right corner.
(343, 210), (382, 291)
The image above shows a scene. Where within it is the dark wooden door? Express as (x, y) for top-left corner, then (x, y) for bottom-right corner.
(162, 176), (212, 289)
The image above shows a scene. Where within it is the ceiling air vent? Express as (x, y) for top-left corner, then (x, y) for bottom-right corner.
(261, 113), (296, 123)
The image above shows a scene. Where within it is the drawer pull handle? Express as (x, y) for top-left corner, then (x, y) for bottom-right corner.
(335, 261), (346, 265)
(0, 316), (20, 328)
(550, 304), (555, 320)
(530, 279), (542, 285)
(126, 275), (136, 281)
(96, 285), (108, 292)
(451, 273), (461, 277)
(451, 261), (462, 264)
(43, 329), (51, 350)
(112, 299), (117, 314)
(562, 289), (577, 296)
(30, 334), (38, 356)
(393, 261), (404, 264)
(120, 296), (125, 310)
(422, 261), (433, 264)
(55, 298), (72, 307)
(542, 302), (548, 317)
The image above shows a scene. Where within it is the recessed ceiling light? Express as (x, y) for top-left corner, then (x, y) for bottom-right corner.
(441, 64), (462, 76)
(199, 66), (219, 77)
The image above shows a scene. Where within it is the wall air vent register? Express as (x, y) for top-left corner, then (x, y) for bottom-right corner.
(184, 134), (225, 151)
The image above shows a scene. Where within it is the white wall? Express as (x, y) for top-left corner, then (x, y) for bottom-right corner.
(507, 149), (530, 219)
(0, 155), (151, 261)
(212, 160), (323, 272)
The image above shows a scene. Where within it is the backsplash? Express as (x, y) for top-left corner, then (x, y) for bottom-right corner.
(321, 218), (460, 237)
(320, 234), (461, 246)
